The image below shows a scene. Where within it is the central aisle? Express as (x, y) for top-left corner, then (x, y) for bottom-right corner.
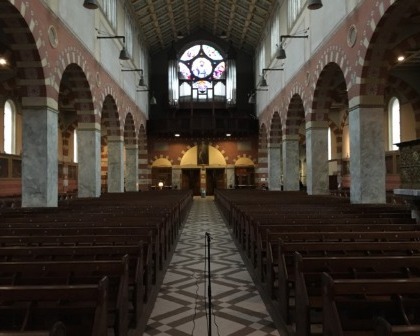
(144, 196), (281, 336)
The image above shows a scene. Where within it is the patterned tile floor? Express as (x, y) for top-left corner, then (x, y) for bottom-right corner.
(144, 196), (282, 336)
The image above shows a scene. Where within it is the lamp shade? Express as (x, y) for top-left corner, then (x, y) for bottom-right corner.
(307, 0), (323, 10)
(83, 0), (99, 9)
(276, 46), (286, 59)
(260, 78), (268, 87)
(150, 95), (157, 105)
(119, 47), (130, 60)
(248, 93), (256, 104)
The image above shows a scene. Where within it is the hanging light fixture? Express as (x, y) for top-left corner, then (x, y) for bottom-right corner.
(97, 35), (130, 60)
(307, 0), (323, 10)
(83, 0), (99, 9)
(259, 68), (284, 87)
(137, 89), (157, 105)
(276, 33), (309, 60)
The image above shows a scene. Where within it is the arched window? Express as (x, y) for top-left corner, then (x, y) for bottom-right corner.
(4, 100), (16, 154)
(328, 127), (332, 161)
(178, 43), (227, 102)
(389, 97), (400, 150)
(73, 129), (78, 163)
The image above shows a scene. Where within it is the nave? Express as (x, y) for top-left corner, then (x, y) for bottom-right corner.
(144, 197), (282, 336)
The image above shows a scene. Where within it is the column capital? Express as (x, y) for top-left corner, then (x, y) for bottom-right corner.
(282, 134), (300, 141)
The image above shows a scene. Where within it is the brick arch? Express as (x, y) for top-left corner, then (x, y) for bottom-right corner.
(1, 1), (48, 106)
(310, 62), (349, 124)
(256, 123), (268, 185)
(385, 75), (420, 138)
(124, 113), (137, 146)
(54, 49), (96, 115)
(285, 93), (305, 136)
(356, 0), (419, 102)
(101, 95), (122, 137)
(269, 111), (282, 145)
(138, 124), (150, 190)
(176, 140), (231, 165)
(310, 46), (353, 109)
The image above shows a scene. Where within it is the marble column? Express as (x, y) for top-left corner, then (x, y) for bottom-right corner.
(282, 135), (300, 191)
(306, 122), (329, 195)
(268, 143), (282, 190)
(77, 127), (101, 198)
(107, 136), (124, 193)
(172, 167), (182, 190)
(125, 144), (138, 191)
(22, 107), (58, 207)
(349, 106), (386, 203)
(226, 165), (235, 188)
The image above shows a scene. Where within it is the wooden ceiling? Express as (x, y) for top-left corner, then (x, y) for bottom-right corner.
(130, 0), (278, 55)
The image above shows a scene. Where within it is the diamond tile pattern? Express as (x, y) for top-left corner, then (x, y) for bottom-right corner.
(144, 197), (281, 336)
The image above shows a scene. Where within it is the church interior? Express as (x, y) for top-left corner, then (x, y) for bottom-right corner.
(1, 0), (420, 335)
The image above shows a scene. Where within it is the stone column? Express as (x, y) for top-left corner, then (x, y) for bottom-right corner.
(172, 167), (182, 190)
(349, 105), (386, 203)
(125, 144), (138, 191)
(107, 136), (124, 193)
(268, 143), (282, 190)
(226, 165), (235, 188)
(282, 135), (300, 191)
(306, 121), (329, 195)
(22, 107), (58, 207)
(77, 127), (101, 198)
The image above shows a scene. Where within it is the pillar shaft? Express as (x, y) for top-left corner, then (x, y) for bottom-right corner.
(282, 136), (300, 191)
(268, 143), (282, 190)
(349, 106), (386, 203)
(22, 107), (58, 207)
(125, 145), (138, 191)
(107, 138), (124, 193)
(78, 128), (101, 198)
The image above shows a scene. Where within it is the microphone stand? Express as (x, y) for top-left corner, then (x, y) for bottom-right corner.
(205, 232), (212, 336)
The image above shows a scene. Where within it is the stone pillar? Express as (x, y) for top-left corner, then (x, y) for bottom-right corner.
(125, 144), (138, 191)
(172, 167), (182, 190)
(77, 127), (101, 198)
(22, 107), (58, 207)
(268, 143), (282, 190)
(282, 135), (300, 191)
(306, 121), (329, 195)
(349, 106), (386, 203)
(107, 136), (124, 193)
(226, 165), (235, 188)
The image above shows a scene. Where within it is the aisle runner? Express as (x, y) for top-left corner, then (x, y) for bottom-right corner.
(144, 197), (280, 336)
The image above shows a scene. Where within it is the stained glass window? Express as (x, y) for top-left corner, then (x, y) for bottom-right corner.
(178, 43), (226, 99)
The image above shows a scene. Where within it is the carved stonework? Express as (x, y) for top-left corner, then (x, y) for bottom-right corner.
(397, 139), (420, 189)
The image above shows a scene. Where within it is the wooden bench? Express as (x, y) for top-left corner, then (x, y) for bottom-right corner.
(0, 244), (148, 328)
(0, 257), (130, 336)
(375, 317), (420, 335)
(322, 273), (420, 336)
(271, 240), (420, 323)
(0, 277), (109, 336)
(294, 253), (420, 336)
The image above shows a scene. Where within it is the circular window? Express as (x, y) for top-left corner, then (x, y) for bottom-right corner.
(347, 25), (357, 48)
(48, 25), (58, 48)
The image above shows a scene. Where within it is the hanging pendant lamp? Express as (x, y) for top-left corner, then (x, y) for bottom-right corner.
(307, 0), (323, 10)
(83, 0), (99, 9)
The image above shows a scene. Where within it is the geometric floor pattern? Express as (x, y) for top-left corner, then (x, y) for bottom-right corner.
(144, 196), (282, 336)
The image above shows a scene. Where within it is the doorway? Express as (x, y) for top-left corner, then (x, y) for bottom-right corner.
(206, 168), (225, 196)
(181, 169), (200, 196)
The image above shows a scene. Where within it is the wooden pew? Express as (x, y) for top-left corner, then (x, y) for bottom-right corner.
(0, 244), (148, 328)
(0, 257), (130, 336)
(0, 277), (109, 336)
(375, 317), (420, 335)
(271, 240), (420, 323)
(0, 321), (66, 336)
(294, 253), (420, 336)
(322, 273), (420, 336)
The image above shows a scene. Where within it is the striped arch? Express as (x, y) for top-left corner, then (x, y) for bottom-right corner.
(357, 1), (419, 101)
(310, 62), (348, 123)
(386, 75), (420, 139)
(124, 113), (137, 146)
(138, 124), (150, 190)
(269, 111), (282, 145)
(60, 121), (77, 160)
(256, 123), (268, 185)
(285, 94), (305, 136)
(101, 95), (122, 137)
(176, 141), (231, 165)
(1, 1), (48, 105)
